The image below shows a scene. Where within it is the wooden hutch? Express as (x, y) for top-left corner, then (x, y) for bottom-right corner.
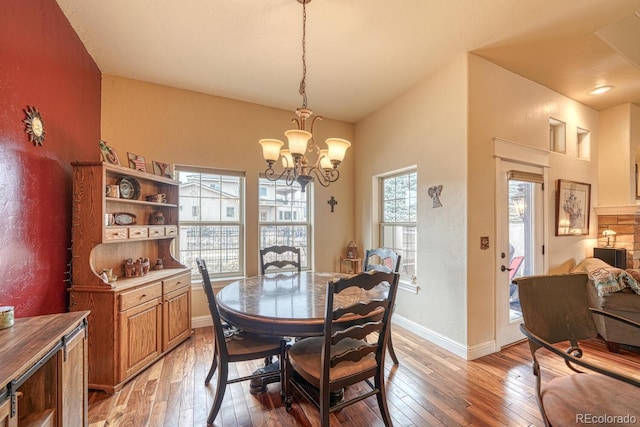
(69, 162), (192, 394)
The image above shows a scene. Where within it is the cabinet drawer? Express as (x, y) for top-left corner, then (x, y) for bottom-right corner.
(128, 227), (149, 239)
(165, 226), (178, 237)
(163, 272), (191, 294)
(120, 282), (162, 311)
(104, 227), (128, 241)
(148, 226), (165, 237)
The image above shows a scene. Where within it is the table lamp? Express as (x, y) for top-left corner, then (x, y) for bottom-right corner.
(603, 229), (616, 247)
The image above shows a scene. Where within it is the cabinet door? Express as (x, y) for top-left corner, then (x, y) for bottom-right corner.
(0, 397), (17, 427)
(163, 286), (192, 350)
(58, 325), (88, 427)
(119, 298), (162, 380)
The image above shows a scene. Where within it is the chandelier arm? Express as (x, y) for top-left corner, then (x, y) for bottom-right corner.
(264, 166), (290, 182)
(308, 166), (339, 187)
(285, 171), (297, 187)
(307, 115), (323, 149)
(324, 167), (340, 183)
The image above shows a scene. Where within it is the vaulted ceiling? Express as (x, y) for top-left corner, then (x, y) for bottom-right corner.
(56, 0), (640, 123)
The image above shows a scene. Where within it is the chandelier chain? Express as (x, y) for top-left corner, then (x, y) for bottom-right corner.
(299, 0), (307, 109)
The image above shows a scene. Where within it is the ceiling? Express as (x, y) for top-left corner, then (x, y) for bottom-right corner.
(55, 0), (640, 123)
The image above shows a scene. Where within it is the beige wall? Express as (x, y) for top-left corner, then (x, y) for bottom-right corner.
(599, 103), (640, 206)
(101, 60), (631, 354)
(468, 54), (599, 347)
(354, 56), (469, 345)
(355, 53), (602, 354)
(101, 75), (355, 318)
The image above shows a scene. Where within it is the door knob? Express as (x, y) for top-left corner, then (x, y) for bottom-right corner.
(501, 265), (513, 272)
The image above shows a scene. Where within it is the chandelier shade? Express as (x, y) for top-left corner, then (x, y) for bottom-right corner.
(259, 139), (284, 164)
(258, 0), (350, 192)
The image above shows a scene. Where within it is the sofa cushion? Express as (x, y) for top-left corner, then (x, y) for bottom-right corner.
(593, 288), (640, 313)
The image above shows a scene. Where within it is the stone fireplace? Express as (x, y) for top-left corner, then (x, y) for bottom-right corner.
(596, 206), (640, 268)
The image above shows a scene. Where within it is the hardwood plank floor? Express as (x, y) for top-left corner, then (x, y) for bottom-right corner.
(88, 325), (640, 426)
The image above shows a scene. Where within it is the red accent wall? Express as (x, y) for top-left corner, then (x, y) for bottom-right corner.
(0, 0), (101, 317)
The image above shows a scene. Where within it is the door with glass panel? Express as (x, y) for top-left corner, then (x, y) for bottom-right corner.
(496, 161), (545, 348)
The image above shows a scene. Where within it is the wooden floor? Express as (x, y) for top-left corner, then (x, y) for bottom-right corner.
(87, 325), (640, 427)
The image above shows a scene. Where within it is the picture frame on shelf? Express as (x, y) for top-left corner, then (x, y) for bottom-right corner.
(127, 152), (147, 172)
(555, 179), (591, 236)
(99, 140), (121, 166)
(152, 160), (173, 179)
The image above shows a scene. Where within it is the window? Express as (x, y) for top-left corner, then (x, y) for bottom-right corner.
(258, 178), (311, 270)
(380, 171), (417, 282)
(176, 167), (244, 279)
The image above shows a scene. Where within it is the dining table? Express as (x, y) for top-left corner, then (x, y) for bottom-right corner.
(216, 270), (389, 393)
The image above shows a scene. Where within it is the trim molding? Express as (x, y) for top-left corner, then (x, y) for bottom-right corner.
(192, 315), (212, 329)
(493, 137), (550, 168)
(392, 314), (496, 360)
(191, 313), (498, 360)
(594, 205), (640, 215)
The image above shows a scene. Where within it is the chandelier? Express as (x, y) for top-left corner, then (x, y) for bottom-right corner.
(258, 0), (351, 193)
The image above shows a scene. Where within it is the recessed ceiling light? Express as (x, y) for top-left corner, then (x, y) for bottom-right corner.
(588, 86), (613, 95)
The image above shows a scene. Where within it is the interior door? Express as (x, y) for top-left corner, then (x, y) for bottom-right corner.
(496, 160), (545, 348)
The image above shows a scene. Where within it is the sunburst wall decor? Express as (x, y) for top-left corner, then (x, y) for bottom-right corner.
(23, 105), (46, 146)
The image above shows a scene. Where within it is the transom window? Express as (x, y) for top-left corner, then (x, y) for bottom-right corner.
(258, 178), (311, 270)
(380, 171), (417, 281)
(176, 167), (244, 279)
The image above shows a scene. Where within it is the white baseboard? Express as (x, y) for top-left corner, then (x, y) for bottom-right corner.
(191, 314), (497, 360)
(192, 315), (212, 329)
(392, 314), (496, 360)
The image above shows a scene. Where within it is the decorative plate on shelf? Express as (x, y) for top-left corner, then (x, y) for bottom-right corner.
(114, 212), (137, 226)
(117, 177), (141, 200)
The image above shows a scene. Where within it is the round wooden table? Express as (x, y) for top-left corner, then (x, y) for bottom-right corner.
(216, 271), (386, 337)
(216, 271), (388, 394)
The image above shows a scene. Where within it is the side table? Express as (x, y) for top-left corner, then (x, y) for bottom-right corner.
(340, 257), (362, 274)
(593, 247), (627, 269)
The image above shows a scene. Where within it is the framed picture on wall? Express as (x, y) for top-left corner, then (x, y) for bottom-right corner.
(555, 179), (591, 236)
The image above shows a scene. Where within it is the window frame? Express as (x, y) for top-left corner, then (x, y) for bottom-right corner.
(175, 166), (245, 281)
(378, 169), (418, 285)
(258, 177), (312, 271)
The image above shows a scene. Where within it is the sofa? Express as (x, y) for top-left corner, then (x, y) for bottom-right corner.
(571, 257), (640, 352)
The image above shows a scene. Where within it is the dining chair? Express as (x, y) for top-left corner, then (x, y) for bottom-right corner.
(196, 258), (288, 427)
(283, 270), (400, 426)
(363, 247), (401, 365)
(260, 245), (301, 275)
(514, 273), (640, 427)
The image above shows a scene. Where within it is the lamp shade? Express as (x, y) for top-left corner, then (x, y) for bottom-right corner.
(284, 130), (312, 156)
(280, 149), (294, 169)
(259, 139), (284, 162)
(319, 149), (332, 170)
(326, 138), (351, 164)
